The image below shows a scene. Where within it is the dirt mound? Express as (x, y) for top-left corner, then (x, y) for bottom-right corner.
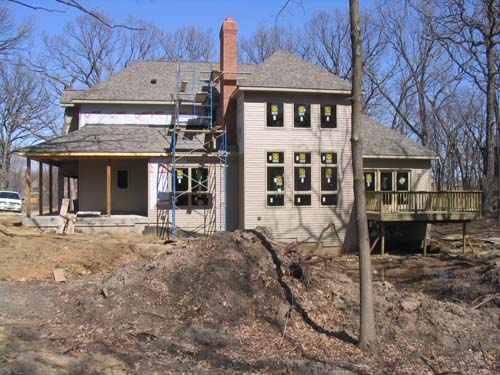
(46, 229), (498, 374)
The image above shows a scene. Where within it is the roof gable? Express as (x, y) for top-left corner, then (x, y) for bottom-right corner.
(237, 50), (351, 92)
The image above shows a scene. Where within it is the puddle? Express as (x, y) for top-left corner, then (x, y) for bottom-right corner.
(340, 256), (471, 291)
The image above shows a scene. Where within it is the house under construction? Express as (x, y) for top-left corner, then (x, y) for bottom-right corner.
(20, 18), (481, 252)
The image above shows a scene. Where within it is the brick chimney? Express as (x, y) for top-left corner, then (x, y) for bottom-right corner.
(219, 17), (238, 145)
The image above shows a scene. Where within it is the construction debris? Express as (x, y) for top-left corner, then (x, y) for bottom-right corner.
(52, 268), (66, 282)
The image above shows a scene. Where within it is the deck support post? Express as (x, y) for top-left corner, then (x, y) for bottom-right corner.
(423, 237), (428, 257)
(38, 161), (43, 216)
(49, 164), (53, 213)
(106, 160), (111, 217)
(380, 222), (385, 257)
(462, 222), (467, 255)
(25, 158), (31, 218)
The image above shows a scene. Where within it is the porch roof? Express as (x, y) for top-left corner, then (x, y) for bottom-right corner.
(361, 117), (437, 159)
(19, 124), (212, 157)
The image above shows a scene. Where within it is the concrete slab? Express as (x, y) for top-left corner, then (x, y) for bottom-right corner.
(22, 214), (149, 235)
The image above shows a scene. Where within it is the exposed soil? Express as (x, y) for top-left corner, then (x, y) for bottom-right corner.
(0, 212), (165, 281)
(0, 212), (499, 374)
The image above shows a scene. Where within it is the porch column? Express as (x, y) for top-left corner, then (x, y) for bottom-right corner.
(49, 164), (53, 213)
(67, 177), (71, 211)
(39, 161), (43, 216)
(25, 158), (31, 218)
(106, 160), (111, 217)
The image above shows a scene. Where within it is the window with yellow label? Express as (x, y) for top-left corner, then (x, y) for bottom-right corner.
(293, 152), (311, 206)
(320, 152), (338, 206)
(267, 103), (283, 127)
(321, 104), (337, 128)
(267, 151), (285, 206)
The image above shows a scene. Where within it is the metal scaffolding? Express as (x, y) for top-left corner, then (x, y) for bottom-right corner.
(162, 62), (227, 238)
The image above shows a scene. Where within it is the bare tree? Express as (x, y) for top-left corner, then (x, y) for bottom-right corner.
(304, 10), (386, 115)
(8, 0), (140, 30)
(350, 0), (376, 351)
(117, 17), (165, 67)
(32, 13), (121, 94)
(0, 60), (58, 189)
(160, 26), (215, 62)
(238, 24), (307, 64)
(0, 4), (30, 61)
(423, 0), (500, 215)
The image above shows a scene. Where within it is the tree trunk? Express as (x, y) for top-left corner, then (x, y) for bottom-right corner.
(349, 0), (376, 351)
(0, 145), (11, 190)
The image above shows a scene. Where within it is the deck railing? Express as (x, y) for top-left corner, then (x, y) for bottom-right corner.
(365, 191), (482, 215)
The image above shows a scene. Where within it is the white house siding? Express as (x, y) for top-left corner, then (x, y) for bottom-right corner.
(79, 159), (148, 214)
(238, 91), (356, 249)
(147, 157), (226, 235)
(79, 104), (205, 128)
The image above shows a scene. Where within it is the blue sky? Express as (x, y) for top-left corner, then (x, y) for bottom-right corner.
(10, 0), (377, 39)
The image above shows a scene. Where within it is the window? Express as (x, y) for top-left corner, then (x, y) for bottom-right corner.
(191, 168), (209, 207)
(267, 103), (283, 127)
(364, 171), (376, 191)
(294, 104), (311, 128)
(396, 171), (409, 191)
(293, 152), (311, 206)
(267, 151), (284, 164)
(320, 152), (338, 206)
(396, 171), (409, 204)
(378, 170), (411, 205)
(267, 152), (285, 206)
(172, 167), (210, 207)
(117, 170), (128, 189)
(380, 171), (393, 191)
(321, 104), (337, 128)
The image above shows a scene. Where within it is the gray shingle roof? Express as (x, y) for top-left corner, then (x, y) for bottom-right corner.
(362, 117), (436, 158)
(22, 125), (214, 154)
(24, 120), (435, 159)
(60, 89), (86, 104)
(237, 50), (352, 91)
(24, 125), (170, 153)
(60, 51), (351, 104)
(65, 61), (217, 103)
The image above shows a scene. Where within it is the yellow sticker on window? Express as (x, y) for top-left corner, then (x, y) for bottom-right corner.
(276, 176), (283, 184)
(326, 153), (333, 162)
(366, 174), (373, 183)
(272, 153), (280, 162)
(177, 170), (183, 177)
(271, 104), (278, 114)
(300, 153), (306, 161)
(299, 168), (306, 178)
(298, 105), (306, 115)
(325, 168), (333, 178)
(325, 106), (331, 115)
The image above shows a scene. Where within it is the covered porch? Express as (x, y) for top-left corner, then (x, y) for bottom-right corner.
(366, 191), (482, 256)
(17, 124), (176, 233)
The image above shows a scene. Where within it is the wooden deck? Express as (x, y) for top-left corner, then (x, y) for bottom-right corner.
(366, 191), (482, 222)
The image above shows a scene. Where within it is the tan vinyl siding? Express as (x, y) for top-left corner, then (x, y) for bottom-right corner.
(239, 91), (356, 248)
(362, 158), (432, 191)
(79, 159), (148, 214)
